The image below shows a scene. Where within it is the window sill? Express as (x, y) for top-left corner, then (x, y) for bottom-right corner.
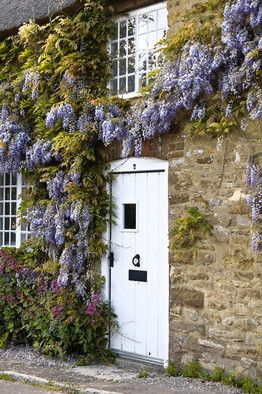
(115, 92), (143, 100)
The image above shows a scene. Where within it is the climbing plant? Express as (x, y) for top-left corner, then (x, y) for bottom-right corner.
(0, 0), (117, 359)
(171, 207), (212, 249)
(0, 0), (261, 357)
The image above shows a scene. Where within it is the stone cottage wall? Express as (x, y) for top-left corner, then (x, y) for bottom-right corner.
(106, 121), (262, 379)
(166, 123), (262, 379)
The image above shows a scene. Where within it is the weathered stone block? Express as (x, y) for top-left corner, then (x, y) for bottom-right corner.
(172, 287), (204, 308)
(208, 327), (245, 342)
(198, 339), (225, 356)
(171, 321), (206, 335)
(225, 344), (258, 359)
(182, 307), (199, 322)
(197, 156), (214, 164)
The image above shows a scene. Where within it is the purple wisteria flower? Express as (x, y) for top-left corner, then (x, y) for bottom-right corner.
(22, 70), (40, 100)
(47, 171), (68, 200)
(26, 139), (54, 169)
(0, 107), (30, 173)
(46, 103), (75, 130)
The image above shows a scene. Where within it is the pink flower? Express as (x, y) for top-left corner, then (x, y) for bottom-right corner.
(85, 302), (100, 317)
(51, 279), (62, 294)
(53, 304), (63, 320)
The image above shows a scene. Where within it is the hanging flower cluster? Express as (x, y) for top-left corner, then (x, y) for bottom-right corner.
(246, 159), (262, 251)
(46, 103), (75, 131)
(22, 70), (40, 100)
(26, 139), (56, 168)
(0, 106), (30, 172)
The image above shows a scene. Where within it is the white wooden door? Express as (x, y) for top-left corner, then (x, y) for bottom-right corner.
(106, 158), (169, 364)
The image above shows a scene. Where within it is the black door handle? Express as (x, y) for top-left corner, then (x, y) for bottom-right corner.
(109, 252), (114, 267)
(132, 254), (140, 267)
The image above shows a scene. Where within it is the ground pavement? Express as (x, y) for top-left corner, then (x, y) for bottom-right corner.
(0, 347), (243, 394)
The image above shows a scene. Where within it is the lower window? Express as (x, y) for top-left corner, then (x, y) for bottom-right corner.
(0, 173), (30, 247)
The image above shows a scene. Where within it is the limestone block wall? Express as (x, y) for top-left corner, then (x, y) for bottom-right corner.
(166, 123), (262, 379)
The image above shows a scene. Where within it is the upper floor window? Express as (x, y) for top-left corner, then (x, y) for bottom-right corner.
(109, 2), (167, 97)
(0, 173), (30, 247)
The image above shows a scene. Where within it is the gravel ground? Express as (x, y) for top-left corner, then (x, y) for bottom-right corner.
(0, 346), (244, 394)
(0, 380), (64, 394)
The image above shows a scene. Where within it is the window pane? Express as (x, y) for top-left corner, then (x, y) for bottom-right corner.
(21, 233), (27, 243)
(148, 31), (158, 50)
(11, 232), (16, 246)
(138, 33), (148, 53)
(120, 21), (127, 38)
(111, 42), (118, 57)
(5, 188), (10, 200)
(5, 203), (10, 215)
(0, 232), (3, 246)
(119, 58), (126, 76)
(0, 175), (4, 186)
(11, 202), (16, 215)
(128, 18), (135, 36)
(128, 38), (135, 55)
(11, 187), (17, 200)
(119, 40), (126, 57)
(139, 73), (147, 88)
(112, 60), (118, 77)
(119, 77), (126, 94)
(139, 53), (147, 73)
(21, 222), (27, 231)
(128, 57), (135, 73)
(12, 173), (17, 185)
(148, 11), (157, 32)
(0, 203), (3, 215)
(5, 217), (10, 230)
(111, 79), (118, 95)
(124, 204), (136, 229)
(158, 8), (167, 29)
(128, 76), (135, 93)
(0, 189), (3, 201)
(11, 217), (16, 230)
(138, 14), (148, 34)
(4, 232), (9, 245)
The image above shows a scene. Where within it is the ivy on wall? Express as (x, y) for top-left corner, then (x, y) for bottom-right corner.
(0, 0), (261, 357)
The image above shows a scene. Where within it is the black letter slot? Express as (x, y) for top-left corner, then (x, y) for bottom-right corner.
(129, 270), (147, 282)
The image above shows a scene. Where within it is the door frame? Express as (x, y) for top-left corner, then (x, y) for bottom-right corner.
(101, 157), (169, 366)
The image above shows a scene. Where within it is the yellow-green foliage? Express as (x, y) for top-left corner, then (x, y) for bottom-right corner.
(171, 207), (212, 249)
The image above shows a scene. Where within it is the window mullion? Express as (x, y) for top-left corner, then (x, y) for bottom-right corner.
(16, 173), (22, 248)
(135, 14), (139, 93)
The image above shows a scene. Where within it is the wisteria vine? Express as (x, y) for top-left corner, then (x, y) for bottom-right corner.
(0, 0), (261, 297)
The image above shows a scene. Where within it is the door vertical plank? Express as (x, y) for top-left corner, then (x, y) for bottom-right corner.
(145, 172), (160, 358)
(110, 174), (123, 351)
(133, 172), (148, 356)
(157, 170), (169, 360)
(120, 173), (136, 353)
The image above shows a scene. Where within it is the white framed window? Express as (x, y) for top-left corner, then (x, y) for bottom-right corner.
(109, 2), (167, 97)
(0, 173), (30, 247)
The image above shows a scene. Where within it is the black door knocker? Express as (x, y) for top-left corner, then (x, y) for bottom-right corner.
(132, 254), (140, 267)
